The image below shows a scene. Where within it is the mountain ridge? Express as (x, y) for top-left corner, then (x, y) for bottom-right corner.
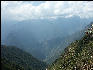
(1, 45), (47, 70)
(47, 23), (93, 70)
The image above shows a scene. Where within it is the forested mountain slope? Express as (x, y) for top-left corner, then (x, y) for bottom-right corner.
(48, 24), (93, 70)
(1, 58), (25, 70)
(1, 45), (47, 70)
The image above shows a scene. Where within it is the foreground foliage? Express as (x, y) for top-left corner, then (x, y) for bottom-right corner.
(48, 29), (93, 70)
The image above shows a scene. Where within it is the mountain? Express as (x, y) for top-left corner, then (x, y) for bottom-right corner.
(1, 16), (93, 63)
(1, 58), (25, 70)
(43, 29), (85, 64)
(47, 24), (93, 70)
(1, 45), (47, 70)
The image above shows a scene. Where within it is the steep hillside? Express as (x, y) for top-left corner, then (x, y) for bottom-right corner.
(1, 58), (25, 70)
(48, 25), (93, 70)
(1, 45), (47, 70)
(43, 29), (84, 64)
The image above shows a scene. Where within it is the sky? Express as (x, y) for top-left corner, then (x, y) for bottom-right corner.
(1, 1), (93, 21)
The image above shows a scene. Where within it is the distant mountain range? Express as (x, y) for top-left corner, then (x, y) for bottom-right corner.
(1, 22), (93, 70)
(1, 16), (93, 64)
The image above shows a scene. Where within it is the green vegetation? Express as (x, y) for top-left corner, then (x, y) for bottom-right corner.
(1, 58), (25, 70)
(48, 26), (93, 70)
(1, 45), (47, 70)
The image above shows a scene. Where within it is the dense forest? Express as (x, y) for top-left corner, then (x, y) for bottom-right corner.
(1, 58), (25, 70)
(1, 45), (47, 70)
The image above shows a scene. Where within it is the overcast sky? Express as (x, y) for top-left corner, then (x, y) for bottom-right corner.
(1, 1), (93, 21)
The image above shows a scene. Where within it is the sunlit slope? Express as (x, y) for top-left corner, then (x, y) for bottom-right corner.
(48, 24), (93, 70)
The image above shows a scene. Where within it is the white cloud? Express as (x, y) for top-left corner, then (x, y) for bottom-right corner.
(1, 1), (93, 21)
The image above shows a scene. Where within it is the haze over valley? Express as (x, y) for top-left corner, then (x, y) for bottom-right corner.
(1, 1), (93, 70)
